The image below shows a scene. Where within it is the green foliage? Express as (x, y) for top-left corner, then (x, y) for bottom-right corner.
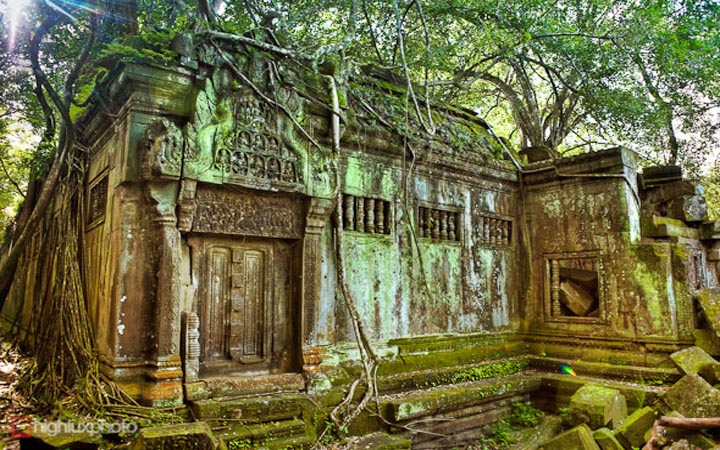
(703, 166), (720, 221)
(509, 401), (544, 428)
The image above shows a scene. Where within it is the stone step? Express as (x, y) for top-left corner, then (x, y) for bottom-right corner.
(212, 418), (306, 442)
(251, 434), (315, 450)
(348, 432), (413, 449)
(190, 392), (306, 421)
(376, 357), (529, 395)
(382, 375), (541, 423)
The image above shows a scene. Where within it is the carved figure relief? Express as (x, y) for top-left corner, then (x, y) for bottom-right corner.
(141, 118), (185, 178)
(212, 90), (301, 186)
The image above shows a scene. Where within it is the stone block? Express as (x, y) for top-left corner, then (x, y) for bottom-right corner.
(537, 423), (600, 450)
(662, 374), (720, 417)
(130, 422), (218, 450)
(665, 195), (708, 223)
(614, 406), (656, 448)
(697, 289), (720, 341)
(592, 427), (624, 450)
(569, 384), (627, 429)
(560, 280), (595, 316)
(670, 346), (718, 375)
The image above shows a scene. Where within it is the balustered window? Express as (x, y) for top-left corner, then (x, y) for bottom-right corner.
(417, 206), (461, 242)
(477, 214), (512, 247)
(341, 194), (391, 235)
(545, 252), (603, 320)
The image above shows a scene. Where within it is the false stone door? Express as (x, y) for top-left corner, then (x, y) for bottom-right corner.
(193, 237), (295, 375)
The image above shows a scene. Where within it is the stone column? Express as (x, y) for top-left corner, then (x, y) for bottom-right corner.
(301, 197), (335, 370)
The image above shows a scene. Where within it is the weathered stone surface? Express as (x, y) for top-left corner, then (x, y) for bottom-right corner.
(662, 374), (720, 417)
(592, 427), (624, 450)
(569, 384), (627, 429)
(614, 406), (656, 449)
(665, 195), (708, 223)
(537, 424), (600, 450)
(22, 432), (102, 450)
(129, 422), (218, 450)
(559, 280), (595, 316)
(670, 346), (718, 376)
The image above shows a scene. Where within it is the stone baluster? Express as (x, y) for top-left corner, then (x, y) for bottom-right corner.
(431, 210), (440, 239)
(502, 221), (509, 245)
(448, 213), (457, 241)
(483, 217), (490, 243)
(423, 208), (431, 237)
(439, 210), (448, 240)
(418, 208), (426, 237)
(366, 198), (375, 233)
(343, 195), (355, 231)
(552, 259), (561, 316)
(376, 200), (385, 234)
(184, 311), (200, 382)
(357, 197), (365, 232)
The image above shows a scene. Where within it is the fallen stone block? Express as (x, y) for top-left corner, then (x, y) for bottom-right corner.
(670, 346), (718, 376)
(614, 406), (656, 449)
(560, 280), (595, 316)
(537, 423), (600, 450)
(592, 427), (624, 450)
(569, 384), (627, 429)
(130, 422), (218, 450)
(696, 289), (720, 341)
(662, 374), (720, 418)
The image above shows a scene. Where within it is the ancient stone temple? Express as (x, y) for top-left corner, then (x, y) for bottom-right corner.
(4, 34), (720, 447)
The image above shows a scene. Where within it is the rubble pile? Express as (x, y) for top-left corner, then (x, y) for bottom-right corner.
(537, 347), (720, 450)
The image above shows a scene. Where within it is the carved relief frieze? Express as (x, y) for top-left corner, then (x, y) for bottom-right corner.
(192, 187), (306, 239)
(211, 89), (301, 187)
(88, 173), (109, 226)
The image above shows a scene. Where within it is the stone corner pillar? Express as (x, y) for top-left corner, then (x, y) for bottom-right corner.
(301, 196), (336, 371)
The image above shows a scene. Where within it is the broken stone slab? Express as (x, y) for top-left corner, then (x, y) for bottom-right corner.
(614, 406), (656, 449)
(592, 427), (624, 450)
(670, 346), (718, 376)
(129, 422), (219, 450)
(696, 289), (720, 341)
(662, 374), (720, 418)
(560, 280), (595, 316)
(536, 423), (600, 450)
(665, 195), (708, 223)
(569, 384), (627, 429)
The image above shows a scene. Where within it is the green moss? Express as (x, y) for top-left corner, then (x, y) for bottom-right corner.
(450, 359), (529, 384)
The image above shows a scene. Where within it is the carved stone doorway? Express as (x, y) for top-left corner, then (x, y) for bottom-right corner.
(189, 237), (300, 377)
